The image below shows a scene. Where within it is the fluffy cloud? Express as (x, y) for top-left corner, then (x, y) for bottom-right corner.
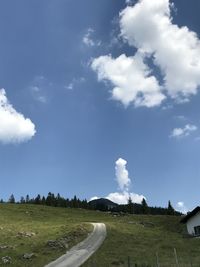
(107, 191), (145, 205)
(90, 157), (145, 205)
(125, 0), (135, 5)
(0, 89), (36, 144)
(92, 0), (200, 107)
(115, 158), (131, 191)
(89, 196), (98, 201)
(83, 28), (101, 47)
(176, 201), (188, 214)
(91, 53), (165, 107)
(107, 158), (145, 204)
(120, 0), (200, 101)
(170, 124), (197, 138)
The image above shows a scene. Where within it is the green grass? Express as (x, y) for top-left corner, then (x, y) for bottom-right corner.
(0, 204), (200, 267)
(83, 215), (200, 267)
(0, 204), (93, 266)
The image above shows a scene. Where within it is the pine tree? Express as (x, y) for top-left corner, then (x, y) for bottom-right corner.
(167, 200), (175, 215)
(127, 196), (134, 214)
(8, 194), (15, 204)
(46, 192), (52, 206)
(20, 196), (25, 204)
(41, 196), (46, 205)
(141, 198), (148, 214)
(35, 194), (41, 205)
(26, 195), (30, 204)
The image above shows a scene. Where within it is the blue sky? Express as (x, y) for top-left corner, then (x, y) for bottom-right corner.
(0, 0), (200, 212)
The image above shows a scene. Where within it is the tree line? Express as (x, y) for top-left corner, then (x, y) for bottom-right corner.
(1, 193), (181, 216)
(91, 197), (180, 215)
(4, 193), (88, 209)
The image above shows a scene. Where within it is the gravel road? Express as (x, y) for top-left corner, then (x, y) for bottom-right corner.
(44, 223), (106, 267)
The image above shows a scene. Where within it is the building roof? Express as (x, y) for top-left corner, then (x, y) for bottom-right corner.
(180, 206), (200, 223)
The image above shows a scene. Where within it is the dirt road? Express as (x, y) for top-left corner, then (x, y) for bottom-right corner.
(44, 223), (106, 267)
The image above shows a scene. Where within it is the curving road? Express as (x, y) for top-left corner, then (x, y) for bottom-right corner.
(44, 223), (106, 267)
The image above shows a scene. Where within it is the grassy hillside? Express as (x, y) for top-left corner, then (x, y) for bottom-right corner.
(0, 204), (200, 266)
(0, 204), (93, 267)
(84, 215), (200, 267)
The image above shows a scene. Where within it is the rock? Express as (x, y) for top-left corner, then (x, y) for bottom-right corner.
(17, 231), (36, 238)
(23, 253), (35, 259)
(46, 239), (68, 249)
(0, 245), (14, 250)
(128, 221), (137, 224)
(140, 222), (155, 228)
(2, 256), (11, 264)
(0, 245), (9, 249)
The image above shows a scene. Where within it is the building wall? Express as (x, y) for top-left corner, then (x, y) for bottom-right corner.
(186, 211), (200, 235)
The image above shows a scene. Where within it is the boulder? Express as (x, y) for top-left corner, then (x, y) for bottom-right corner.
(2, 256), (11, 264)
(23, 253), (35, 259)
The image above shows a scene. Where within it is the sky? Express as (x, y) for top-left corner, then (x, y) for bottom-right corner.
(0, 0), (200, 213)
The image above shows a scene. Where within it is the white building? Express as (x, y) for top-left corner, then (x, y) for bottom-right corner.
(181, 206), (200, 236)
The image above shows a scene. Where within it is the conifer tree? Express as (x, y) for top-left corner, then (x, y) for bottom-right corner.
(127, 196), (134, 214)
(26, 194), (30, 204)
(41, 196), (46, 205)
(35, 194), (41, 205)
(20, 196), (25, 204)
(141, 198), (148, 214)
(167, 200), (175, 215)
(8, 194), (15, 203)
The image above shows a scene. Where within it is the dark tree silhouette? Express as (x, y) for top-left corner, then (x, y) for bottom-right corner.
(141, 198), (149, 214)
(127, 197), (134, 214)
(167, 200), (175, 215)
(8, 194), (15, 204)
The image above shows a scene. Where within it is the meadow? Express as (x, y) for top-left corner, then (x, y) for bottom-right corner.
(0, 204), (200, 266)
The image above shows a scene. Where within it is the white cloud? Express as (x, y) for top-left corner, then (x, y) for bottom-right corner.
(30, 76), (50, 104)
(125, 0), (135, 5)
(0, 89), (36, 144)
(174, 115), (186, 121)
(89, 196), (98, 201)
(92, 0), (200, 107)
(37, 96), (47, 103)
(90, 157), (145, 205)
(120, 0), (200, 102)
(83, 28), (101, 47)
(65, 77), (85, 91)
(66, 83), (73, 90)
(176, 201), (188, 214)
(91, 53), (165, 107)
(31, 86), (47, 103)
(115, 158), (131, 191)
(170, 124), (197, 138)
(106, 191), (145, 205)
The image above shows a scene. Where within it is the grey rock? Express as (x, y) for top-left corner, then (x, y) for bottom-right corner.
(17, 231), (36, 238)
(0, 245), (9, 249)
(2, 256), (11, 264)
(23, 253), (35, 259)
(46, 239), (68, 249)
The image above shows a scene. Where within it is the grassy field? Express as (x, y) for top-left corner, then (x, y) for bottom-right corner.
(0, 204), (200, 267)
(0, 204), (93, 266)
(84, 215), (200, 267)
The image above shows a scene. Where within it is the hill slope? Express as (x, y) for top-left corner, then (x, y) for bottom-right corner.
(0, 204), (200, 266)
(89, 198), (118, 210)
